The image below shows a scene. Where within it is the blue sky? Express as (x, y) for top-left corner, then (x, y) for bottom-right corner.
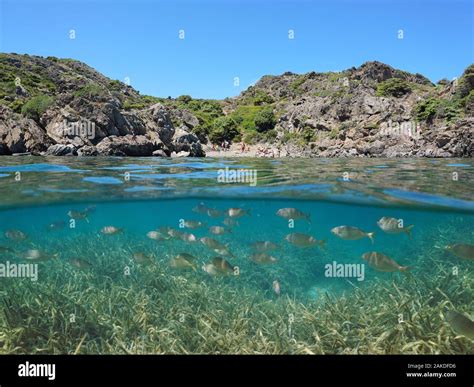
(0, 0), (472, 99)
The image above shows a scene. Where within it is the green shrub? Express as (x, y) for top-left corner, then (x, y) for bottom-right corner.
(262, 129), (278, 142)
(108, 80), (123, 91)
(289, 76), (306, 94)
(209, 116), (239, 144)
(10, 99), (25, 113)
(177, 95), (192, 104)
(242, 131), (258, 145)
(252, 89), (274, 105)
(254, 107), (276, 133)
(192, 122), (212, 144)
(414, 97), (462, 123)
(464, 89), (474, 113)
(301, 126), (316, 143)
(437, 100), (462, 122)
(376, 78), (412, 97)
(141, 95), (161, 106)
(229, 105), (265, 132)
(187, 99), (223, 118)
(281, 127), (314, 146)
(21, 95), (54, 121)
(414, 98), (440, 122)
(123, 100), (147, 110)
(454, 64), (474, 100)
(329, 127), (340, 139)
(74, 83), (106, 99)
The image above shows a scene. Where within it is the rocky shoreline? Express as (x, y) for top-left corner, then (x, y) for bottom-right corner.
(0, 54), (472, 158)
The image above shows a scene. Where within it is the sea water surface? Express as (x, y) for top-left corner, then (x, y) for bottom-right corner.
(0, 156), (472, 354)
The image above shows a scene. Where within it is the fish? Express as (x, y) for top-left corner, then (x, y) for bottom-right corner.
(69, 258), (93, 270)
(158, 226), (174, 235)
(285, 233), (326, 248)
(446, 310), (474, 339)
(211, 257), (235, 274)
(227, 207), (250, 218)
(183, 220), (205, 229)
(192, 202), (209, 214)
(22, 249), (59, 262)
(377, 217), (414, 238)
(176, 253), (197, 261)
(331, 226), (375, 244)
(223, 218), (239, 227)
(250, 241), (278, 252)
(48, 221), (66, 231)
(4, 229), (27, 241)
(276, 208), (311, 223)
(200, 237), (233, 256)
(0, 246), (14, 253)
(101, 226), (122, 235)
(169, 254), (197, 270)
(272, 280), (281, 296)
(202, 257), (235, 276)
(167, 228), (184, 239)
(179, 232), (197, 243)
(84, 205), (97, 213)
(250, 253), (278, 264)
(361, 251), (410, 273)
(209, 226), (231, 235)
(133, 252), (154, 265)
(67, 210), (89, 222)
(206, 208), (224, 218)
(146, 230), (169, 241)
(445, 243), (474, 260)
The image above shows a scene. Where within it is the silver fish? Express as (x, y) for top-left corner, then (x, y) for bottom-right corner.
(101, 226), (122, 235)
(377, 217), (413, 238)
(209, 226), (231, 235)
(276, 208), (310, 223)
(5, 229), (27, 241)
(285, 233), (325, 248)
(227, 207), (250, 218)
(22, 249), (59, 262)
(223, 218), (239, 227)
(250, 241), (278, 252)
(361, 251), (410, 273)
(200, 237), (233, 256)
(331, 226), (374, 244)
(192, 202), (209, 214)
(445, 243), (474, 260)
(183, 220), (205, 229)
(207, 208), (224, 218)
(249, 253), (278, 264)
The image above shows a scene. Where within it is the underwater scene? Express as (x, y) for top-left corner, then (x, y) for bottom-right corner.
(0, 157), (473, 354)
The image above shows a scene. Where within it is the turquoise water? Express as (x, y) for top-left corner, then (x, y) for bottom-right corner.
(0, 157), (473, 354)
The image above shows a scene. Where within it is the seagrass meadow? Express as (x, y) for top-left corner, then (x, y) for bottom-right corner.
(0, 157), (473, 354)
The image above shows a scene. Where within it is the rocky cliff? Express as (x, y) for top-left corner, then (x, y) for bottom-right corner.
(0, 53), (472, 157)
(225, 61), (473, 157)
(0, 54), (204, 157)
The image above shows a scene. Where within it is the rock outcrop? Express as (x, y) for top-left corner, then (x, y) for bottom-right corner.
(225, 61), (473, 157)
(0, 54), (472, 157)
(0, 54), (204, 157)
